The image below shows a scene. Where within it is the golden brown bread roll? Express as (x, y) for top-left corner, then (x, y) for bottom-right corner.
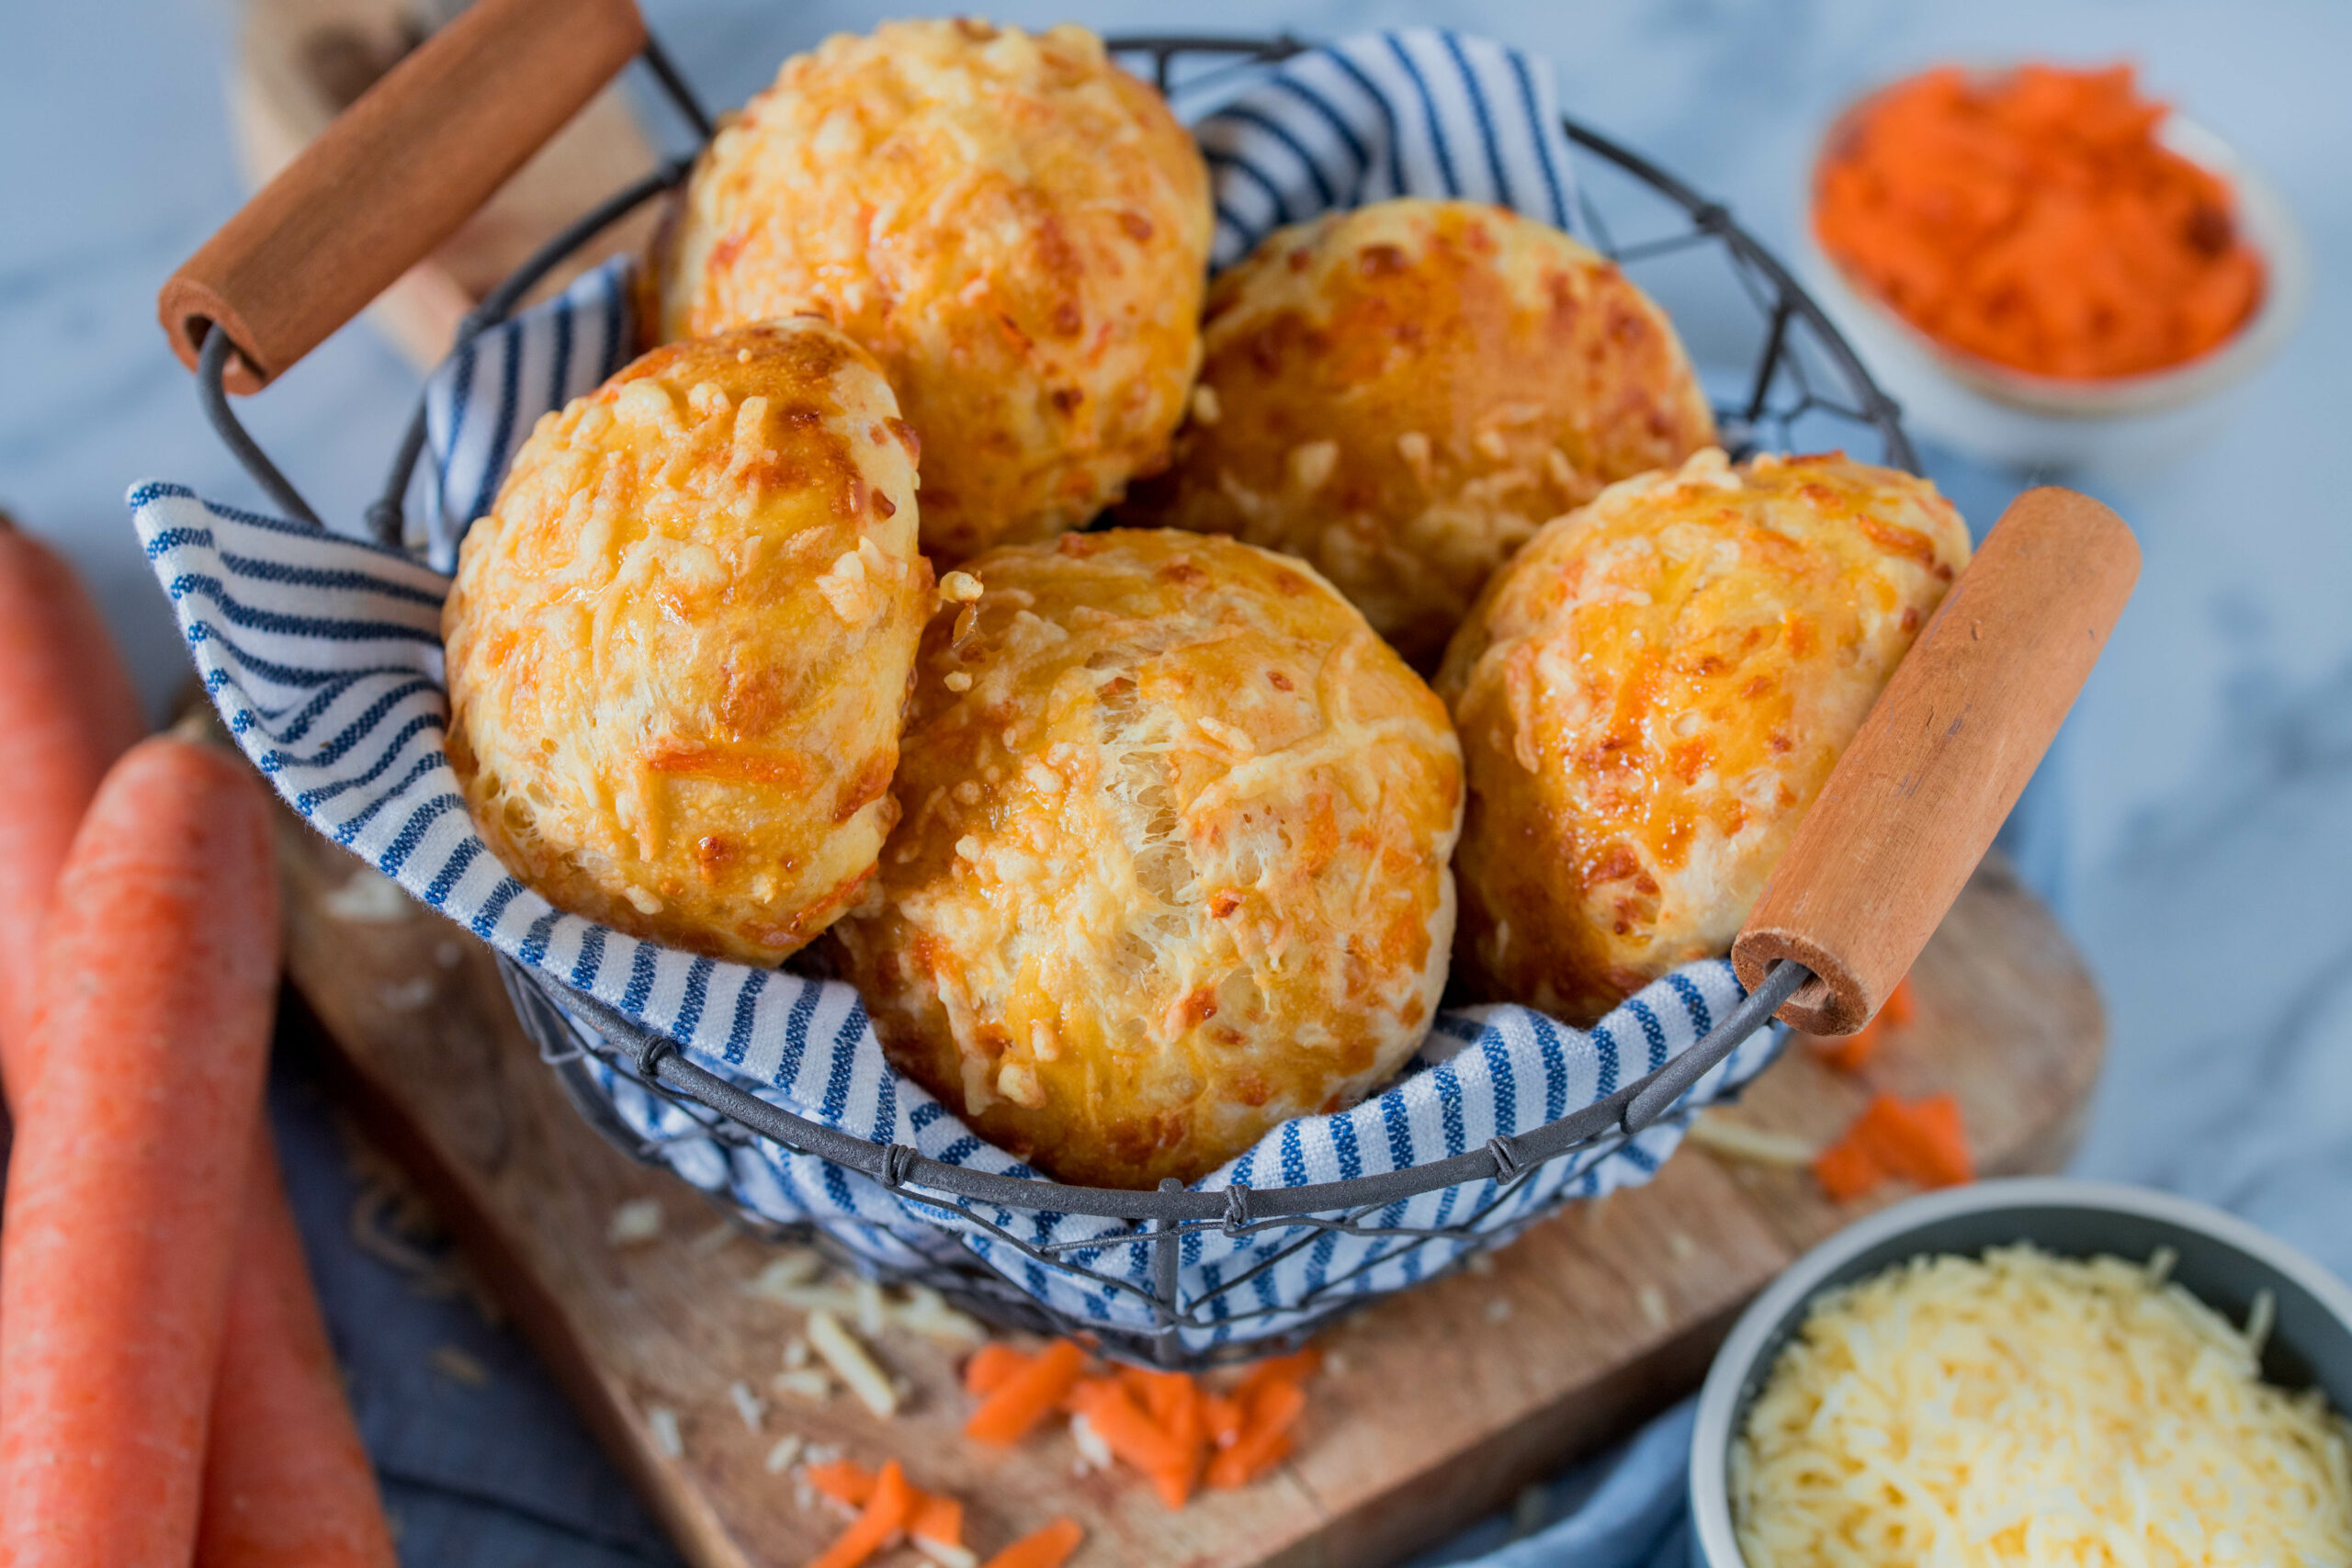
(830, 529), (1463, 1189)
(1435, 449), (1970, 1024)
(442, 321), (932, 964)
(652, 18), (1213, 560)
(1124, 198), (1716, 665)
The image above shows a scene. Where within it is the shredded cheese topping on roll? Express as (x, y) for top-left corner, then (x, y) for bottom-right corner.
(1732, 1244), (2352, 1567)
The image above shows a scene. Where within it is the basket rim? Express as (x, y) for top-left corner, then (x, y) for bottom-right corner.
(186, 27), (1905, 1354)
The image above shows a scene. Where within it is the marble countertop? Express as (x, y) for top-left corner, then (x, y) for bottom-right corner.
(5, 0), (2348, 1561)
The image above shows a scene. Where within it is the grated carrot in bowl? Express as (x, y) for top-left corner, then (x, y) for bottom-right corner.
(1815, 62), (2264, 380)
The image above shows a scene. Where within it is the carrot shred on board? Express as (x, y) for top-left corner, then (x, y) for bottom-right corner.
(1814, 974), (1917, 1073)
(966, 1337), (1087, 1445)
(1815, 62), (2264, 378)
(1207, 1379), (1309, 1489)
(809, 1458), (914, 1568)
(1813, 1134), (1883, 1203)
(963, 1343), (1031, 1397)
(1071, 1378), (1193, 1508)
(1202, 1391), (1246, 1450)
(0, 739), (282, 1567)
(1813, 1090), (1976, 1201)
(910, 1491), (965, 1549)
(805, 1459), (877, 1507)
(1232, 1348), (1322, 1406)
(980, 1517), (1084, 1568)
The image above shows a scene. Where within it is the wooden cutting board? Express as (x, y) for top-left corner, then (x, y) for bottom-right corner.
(274, 806), (2101, 1568)
(232, 0), (662, 370)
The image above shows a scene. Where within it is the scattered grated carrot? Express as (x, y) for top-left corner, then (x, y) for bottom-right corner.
(963, 1343), (1030, 1397)
(1812, 974), (1917, 1073)
(1813, 1090), (1975, 1202)
(1070, 1379), (1195, 1509)
(804, 1458), (876, 1507)
(966, 1338), (1088, 1446)
(810, 1458), (914, 1568)
(910, 1491), (966, 1550)
(1207, 1378), (1308, 1489)
(979, 1517), (1084, 1568)
(1815, 62), (2264, 379)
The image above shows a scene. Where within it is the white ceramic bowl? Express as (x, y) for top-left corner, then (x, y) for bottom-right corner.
(1688, 1178), (2352, 1567)
(1798, 85), (2310, 477)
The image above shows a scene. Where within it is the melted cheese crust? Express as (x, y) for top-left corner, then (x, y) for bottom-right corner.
(654, 18), (1213, 560)
(442, 321), (931, 963)
(1436, 448), (1968, 1023)
(830, 529), (1463, 1189)
(1124, 198), (1715, 665)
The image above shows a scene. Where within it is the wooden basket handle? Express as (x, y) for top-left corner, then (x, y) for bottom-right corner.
(1731, 487), (2139, 1033)
(158, 0), (647, 393)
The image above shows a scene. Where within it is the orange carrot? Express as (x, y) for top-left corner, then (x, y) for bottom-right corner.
(910, 1490), (965, 1549)
(1232, 1347), (1321, 1404)
(1881, 1092), (1973, 1187)
(964, 1342), (1031, 1397)
(1814, 1090), (1975, 1201)
(1207, 1379), (1308, 1489)
(980, 1517), (1084, 1568)
(0, 538), (390, 1566)
(0, 514), (144, 1080)
(967, 1337), (1087, 1445)
(1202, 1391), (1246, 1449)
(194, 1130), (399, 1568)
(1812, 1133), (1883, 1203)
(1070, 1379), (1194, 1506)
(806, 1459), (878, 1506)
(0, 738), (281, 1567)
(810, 1457), (915, 1568)
(1814, 975), (1916, 1073)
(1815, 62), (2264, 379)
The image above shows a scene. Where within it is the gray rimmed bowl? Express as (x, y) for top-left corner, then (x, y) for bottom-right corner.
(1689, 1177), (2352, 1567)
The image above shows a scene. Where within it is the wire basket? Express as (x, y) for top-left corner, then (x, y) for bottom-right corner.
(161, 15), (1967, 1368)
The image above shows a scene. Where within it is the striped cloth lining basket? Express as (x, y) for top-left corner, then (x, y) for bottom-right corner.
(137, 29), (1789, 1354)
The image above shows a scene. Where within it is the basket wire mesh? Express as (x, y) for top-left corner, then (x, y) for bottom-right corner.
(196, 28), (1901, 1366)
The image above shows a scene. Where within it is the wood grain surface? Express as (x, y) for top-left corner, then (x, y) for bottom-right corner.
(275, 809), (2102, 1568)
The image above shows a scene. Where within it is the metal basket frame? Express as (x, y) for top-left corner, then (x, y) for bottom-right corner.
(195, 28), (1900, 1367)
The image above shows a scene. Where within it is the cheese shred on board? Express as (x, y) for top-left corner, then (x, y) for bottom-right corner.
(1732, 1244), (2352, 1567)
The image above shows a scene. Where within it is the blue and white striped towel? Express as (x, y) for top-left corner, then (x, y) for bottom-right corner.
(133, 31), (1778, 1349)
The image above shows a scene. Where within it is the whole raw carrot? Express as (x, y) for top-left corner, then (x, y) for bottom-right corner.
(0, 513), (145, 1077)
(195, 1129), (397, 1568)
(0, 738), (281, 1568)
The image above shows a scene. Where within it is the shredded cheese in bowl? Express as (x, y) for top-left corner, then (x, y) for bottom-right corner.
(1731, 1244), (2352, 1567)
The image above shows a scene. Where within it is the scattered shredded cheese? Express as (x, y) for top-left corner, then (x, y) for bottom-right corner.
(913, 1537), (980, 1568)
(647, 1404), (684, 1460)
(427, 1345), (488, 1387)
(1687, 1111), (1819, 1168)
(728, 1380), (765, 1433)
(763, 1434), (805, 1475)
(605, 1198), (665, 1248)
(807, 1309), (899, 1418)
(773, 1368), (832, 1401)
(1733, 1244), (2352, 1567)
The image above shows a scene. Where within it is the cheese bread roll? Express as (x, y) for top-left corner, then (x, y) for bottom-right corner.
(1436, 449), (1969, 1023)
(443, 321), (931, 964)
(1125, 198), (1715, 665)
(653, 18), (1213, 560)
(831, 529), (1463, 1189)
